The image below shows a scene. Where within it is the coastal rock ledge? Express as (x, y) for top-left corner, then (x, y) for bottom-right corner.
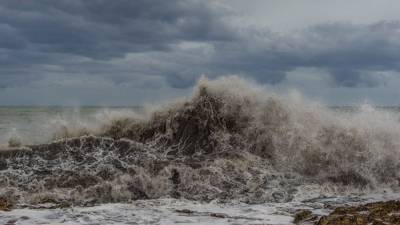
(296, 200), (400, 225)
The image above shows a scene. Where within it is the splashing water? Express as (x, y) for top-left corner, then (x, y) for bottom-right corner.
(0, 76), (400, 208)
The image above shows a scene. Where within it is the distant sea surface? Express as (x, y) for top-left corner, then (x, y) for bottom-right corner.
(0, 106), (137, 146)
(1, 106), (400, 146)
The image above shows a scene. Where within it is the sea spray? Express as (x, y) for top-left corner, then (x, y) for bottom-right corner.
(0, 107), (143, 146)
(0, 76), (399, 207)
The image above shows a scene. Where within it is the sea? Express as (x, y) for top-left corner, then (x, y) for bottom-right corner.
(1, 76), (400, 225)
(0, 106), (136, 146)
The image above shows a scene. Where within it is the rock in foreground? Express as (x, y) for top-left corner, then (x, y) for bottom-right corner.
(0, 197), (12, 211)
(314, 200), (400, 225)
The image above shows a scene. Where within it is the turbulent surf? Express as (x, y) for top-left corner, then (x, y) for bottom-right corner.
(1, 76), (400, 207)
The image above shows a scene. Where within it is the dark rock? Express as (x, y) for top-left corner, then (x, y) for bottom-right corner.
(0, 197), (12, 211)
(294, 209), (313, 224)
(315, 201), (400, 225)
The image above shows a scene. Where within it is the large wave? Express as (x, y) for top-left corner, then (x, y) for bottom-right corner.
(1, 76), (399, 207)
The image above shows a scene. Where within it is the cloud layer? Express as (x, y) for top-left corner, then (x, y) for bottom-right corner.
(1, 0), (400, 105)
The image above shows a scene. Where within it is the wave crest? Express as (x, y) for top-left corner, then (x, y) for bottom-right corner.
(1, 76), (400, 206)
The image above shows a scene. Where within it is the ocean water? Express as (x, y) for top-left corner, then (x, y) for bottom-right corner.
(1, 76), (400, 224)
(2, 194), (400, 225)
(1, 105), (399, 146)
(0, 106), (138, 146)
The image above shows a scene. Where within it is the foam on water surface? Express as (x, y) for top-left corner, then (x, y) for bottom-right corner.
(2, 193), (400, 225)
(0, 199), (293, 225)
(1, 76), (400, 224)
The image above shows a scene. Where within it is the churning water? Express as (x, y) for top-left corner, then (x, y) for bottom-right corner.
(1, 76), (400, 224)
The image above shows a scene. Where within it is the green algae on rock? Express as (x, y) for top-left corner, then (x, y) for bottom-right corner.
(294, 209), (315, 224)
(315, 200), (400, 225)
(0, 197), (12, 211)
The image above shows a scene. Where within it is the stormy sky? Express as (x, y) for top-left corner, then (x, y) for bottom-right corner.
(1, 0), (400, 106)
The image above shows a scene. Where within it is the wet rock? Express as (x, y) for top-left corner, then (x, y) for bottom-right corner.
(294, 209), (313, 224)
(315, 200), (400, 225)
(0, 197), (12, 211)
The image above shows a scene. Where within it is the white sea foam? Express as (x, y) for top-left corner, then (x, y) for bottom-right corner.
(1, 193), (400, 225)
(0, 76), (400, 210)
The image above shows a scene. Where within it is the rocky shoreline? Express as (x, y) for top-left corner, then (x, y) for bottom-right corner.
(294, 200), (400, 225)
(2, 196), (400, 225)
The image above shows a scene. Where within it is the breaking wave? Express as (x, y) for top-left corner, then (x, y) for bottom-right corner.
(1, 76), (400, 207)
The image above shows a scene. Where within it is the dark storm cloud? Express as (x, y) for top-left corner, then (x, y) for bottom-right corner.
(1, 0), (400, 92)
(155, 21), (400, 88)
(0, 0), (236, 88)
(302, 22), (400, 68)
(0, 24), (26, 50)
(224, 22), (400, 87)
(0, 0), (234, 59)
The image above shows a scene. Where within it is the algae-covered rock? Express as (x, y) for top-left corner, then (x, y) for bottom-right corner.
(0, 197), (12, 211)
(294, 209), (313, 224)
(315, 200), (400, 225)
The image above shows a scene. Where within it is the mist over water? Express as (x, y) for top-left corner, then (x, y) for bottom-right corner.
(0, 106), (142, 146)
(1, 76), (400, 207)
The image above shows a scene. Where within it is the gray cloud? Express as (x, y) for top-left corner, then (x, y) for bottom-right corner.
(0, 0), (234, 58)
(220, 22), (400, 87)
(328, 69), (383, 87)
(1, 0), (400, 105)
(0, 0), (236, 88)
